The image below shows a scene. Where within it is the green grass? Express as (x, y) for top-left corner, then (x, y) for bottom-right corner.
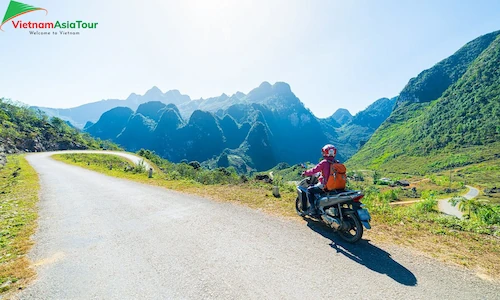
(357, 186), (500, 278)
(0, 98), (122, 153)
(0, 155), (39, 295)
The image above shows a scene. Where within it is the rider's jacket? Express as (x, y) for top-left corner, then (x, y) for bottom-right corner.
(303, 158), (336, 185)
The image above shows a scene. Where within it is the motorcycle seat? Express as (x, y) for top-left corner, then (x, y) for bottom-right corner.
(322, 189), (347, 196)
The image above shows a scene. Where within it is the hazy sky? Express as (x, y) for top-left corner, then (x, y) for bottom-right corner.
(1, 0), (499, 118)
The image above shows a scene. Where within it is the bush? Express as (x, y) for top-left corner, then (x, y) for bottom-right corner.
(414, 198), (438, 213)
(275, 162), (290, 170)
(188, 161), (201, 170)
(135, 149), (244, 186)
(130, 160), (147, 174)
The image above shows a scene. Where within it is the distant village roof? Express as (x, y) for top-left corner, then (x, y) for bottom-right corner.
(395, 180), (410, 186)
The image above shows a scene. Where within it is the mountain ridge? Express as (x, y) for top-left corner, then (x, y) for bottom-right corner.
(348, 30), (500, 173)
(84, 80), (397, 172)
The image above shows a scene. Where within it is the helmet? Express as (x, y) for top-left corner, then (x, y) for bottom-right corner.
(322, 144), (337, 158)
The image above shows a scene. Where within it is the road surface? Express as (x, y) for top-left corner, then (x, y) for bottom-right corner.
(438, 186), (479, 218)
(14, 153), (500, 299)
(391, 186), (479, 219)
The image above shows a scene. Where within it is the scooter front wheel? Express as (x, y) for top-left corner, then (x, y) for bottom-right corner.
(295, 196), (305, 217)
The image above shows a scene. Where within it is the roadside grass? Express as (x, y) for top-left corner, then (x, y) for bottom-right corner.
(348, 171), (467, 202)
(455, 158), (500, 204)
(349, 157), (500, 204)
(53, 153), (500, 281)
(358, 187), (500, 279)
(0, 155), (39, 295)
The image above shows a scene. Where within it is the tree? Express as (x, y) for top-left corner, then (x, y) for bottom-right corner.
(373, 170), (380, 184)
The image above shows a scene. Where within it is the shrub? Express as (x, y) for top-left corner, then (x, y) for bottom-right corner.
(414, 198), (438, 213)
(188, 161), (201, 170)
(275, 162), (290, 170)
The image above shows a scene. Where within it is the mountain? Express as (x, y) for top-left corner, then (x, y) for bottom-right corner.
(0, 99), (119, 158)
(116, 114), (156, 152)
(330, 108), (353, 126)
(316, 97), (397, 160)
(32, 87), (192, 129)
(34, 99), (128, 130)
(85, 82), (345, 171)
(349, 97), (397, 129)
(239, 122), (276, 170)
(178, 92), (247, 118)
(83, 80), (400, 172)
(220, 82), (335, 165)
(218, 115), (246, 149)
(181, 110), (226, 162)
(396, 31), (500, 106)
(153, 108), (184, 161)
(332, 97), (397, 159)
(348, 30), (500, 173)
(32, 86), (250, 129)
(86, 107), (134, 141)
(136, 101), (168, 122)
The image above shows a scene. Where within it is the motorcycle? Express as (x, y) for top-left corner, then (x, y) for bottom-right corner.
(295, 175), (371, 243)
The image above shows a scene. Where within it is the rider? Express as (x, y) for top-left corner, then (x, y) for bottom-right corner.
(301, 144), (338, 215)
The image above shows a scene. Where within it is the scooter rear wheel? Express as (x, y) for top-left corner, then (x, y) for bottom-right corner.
(338, 212), (363, 243)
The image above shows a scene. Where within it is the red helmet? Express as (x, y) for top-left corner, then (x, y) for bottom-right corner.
(322, 144), (337, 158)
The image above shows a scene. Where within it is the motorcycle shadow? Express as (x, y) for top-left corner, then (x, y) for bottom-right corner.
(305, 218), (417, 286)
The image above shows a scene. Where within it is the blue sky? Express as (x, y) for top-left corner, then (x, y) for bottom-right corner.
(0, 0), (499, 118)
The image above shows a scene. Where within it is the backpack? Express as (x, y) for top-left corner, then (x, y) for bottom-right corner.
(325, 162), (347, 191)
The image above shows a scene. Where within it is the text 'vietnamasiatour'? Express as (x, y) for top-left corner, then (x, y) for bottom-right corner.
(11, 20), (98, 29)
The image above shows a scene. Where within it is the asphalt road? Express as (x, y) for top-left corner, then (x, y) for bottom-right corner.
(438, 186), (479, 218)
(14, 153), (500, 299)
(392, 186), (479, 219)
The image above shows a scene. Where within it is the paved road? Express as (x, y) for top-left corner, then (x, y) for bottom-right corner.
(438, 186), (480, 218)
(391, 186), (479, 219)
(50, 150), (152, 170)
(14, 153), (500, 299)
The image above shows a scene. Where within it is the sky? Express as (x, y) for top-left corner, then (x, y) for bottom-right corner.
(0, 0), (499, 118)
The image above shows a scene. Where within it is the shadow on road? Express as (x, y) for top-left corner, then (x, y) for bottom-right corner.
(305, 218), (417, 286)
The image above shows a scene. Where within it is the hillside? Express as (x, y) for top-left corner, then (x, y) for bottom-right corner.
(0, 99), (120, 163)
(348, 30), (500, 174)
(332, 97), (397, 158)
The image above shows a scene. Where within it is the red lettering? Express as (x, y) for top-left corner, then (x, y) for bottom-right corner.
(12, 20), (20, 28)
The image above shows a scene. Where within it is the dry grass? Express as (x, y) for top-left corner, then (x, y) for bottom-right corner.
(366, 221), (500, 281)
(53, 153), (500, 281)
(0, 155), (39, 296)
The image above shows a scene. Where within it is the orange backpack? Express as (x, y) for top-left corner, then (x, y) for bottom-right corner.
(325, 162), (347, 191)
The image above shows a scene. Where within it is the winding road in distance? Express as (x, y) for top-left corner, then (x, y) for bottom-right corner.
(14, 151), (500, 299)
(438, 186), (480, 218)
